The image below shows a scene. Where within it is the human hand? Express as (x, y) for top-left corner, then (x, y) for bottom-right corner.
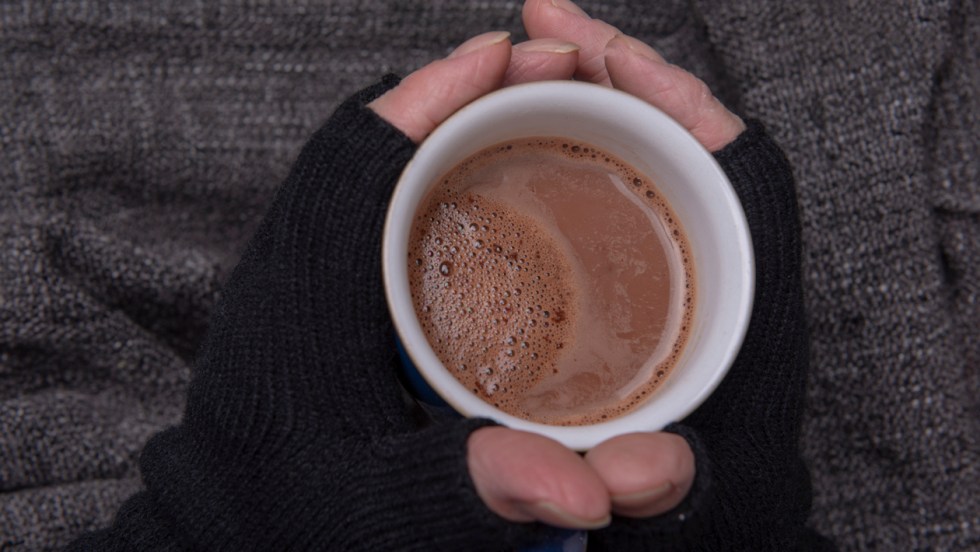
(369, 31), (580, 143)
(516, 3), (813, 549)
(523, 0), (745, 152)
(370, 0), (744, 152)
(368, 0), (750, 530)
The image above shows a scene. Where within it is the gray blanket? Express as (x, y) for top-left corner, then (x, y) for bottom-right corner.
(1, 1), (977, 550)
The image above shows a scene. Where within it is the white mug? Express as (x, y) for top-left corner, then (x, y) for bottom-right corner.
(382, 81), (754, 451)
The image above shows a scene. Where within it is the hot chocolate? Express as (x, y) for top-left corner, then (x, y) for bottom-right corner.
(407, 137), (695, 425)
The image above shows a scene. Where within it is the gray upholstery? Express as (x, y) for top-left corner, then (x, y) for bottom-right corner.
(1, 1), (976, 549)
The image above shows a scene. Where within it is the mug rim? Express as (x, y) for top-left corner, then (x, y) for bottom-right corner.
(382, 80), (754, 450)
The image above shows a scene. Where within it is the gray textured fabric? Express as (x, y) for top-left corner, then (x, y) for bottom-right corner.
(0, 1), (976, 550)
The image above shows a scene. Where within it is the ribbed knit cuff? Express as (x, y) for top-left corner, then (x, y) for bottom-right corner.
(713, 119), (801, 264)
(363, 417), (550, 551)
(589, 121), (807, 551)
(140, 77), (552, 552)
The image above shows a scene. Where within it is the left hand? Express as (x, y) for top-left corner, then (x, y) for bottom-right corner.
(368, 0), (743, 529)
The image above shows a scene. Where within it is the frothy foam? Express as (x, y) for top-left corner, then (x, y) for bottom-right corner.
(408, 138), (695, 425)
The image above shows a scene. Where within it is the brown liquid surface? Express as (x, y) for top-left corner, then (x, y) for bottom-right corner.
(408, 138), (694, 425)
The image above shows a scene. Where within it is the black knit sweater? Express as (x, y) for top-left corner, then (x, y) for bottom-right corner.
(68, 77), (834, 551)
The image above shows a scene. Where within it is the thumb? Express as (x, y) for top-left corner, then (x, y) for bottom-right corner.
(368, 32), (512, 143)
(467, 427), (611, 530)
(585, 432), (696, 518)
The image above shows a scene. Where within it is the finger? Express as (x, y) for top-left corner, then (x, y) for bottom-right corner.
(368, 31), (512, 143)
(585, 432), (695, 518)
(467, 426), (611, 530)
(522, 0), (622, 85)
(604, 34), (745, 152)
(503, 39), (580, 86)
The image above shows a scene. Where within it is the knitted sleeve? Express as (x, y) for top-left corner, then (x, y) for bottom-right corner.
(589, 121), (835, 551)
(68, 84), (831, 551)
(67, 76), (542, 552)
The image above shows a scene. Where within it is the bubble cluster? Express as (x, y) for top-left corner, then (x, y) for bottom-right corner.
(408, 137), (696, 426)
(408, 192), (578, 411)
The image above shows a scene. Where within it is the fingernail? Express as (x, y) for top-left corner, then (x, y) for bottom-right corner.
(523, 501), (611, 530)
(514, 39), (580, 54)
(607, 34), (666, 63)
(612, 481), (673, 507)
(449, 31), (511, 58)
(551, 0), (590, 18)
